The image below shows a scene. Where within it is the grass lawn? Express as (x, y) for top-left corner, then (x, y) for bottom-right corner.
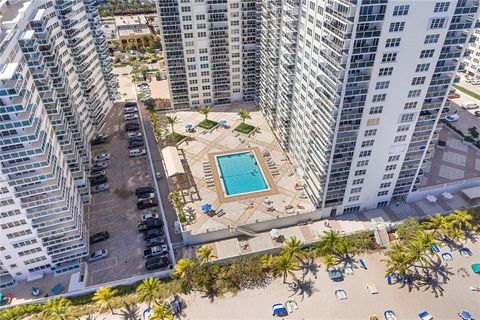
(453, 84), (480, 100)
(198, 119), (218, 130)
(234, 123), (256, 135)
(166, 132), (186, 143)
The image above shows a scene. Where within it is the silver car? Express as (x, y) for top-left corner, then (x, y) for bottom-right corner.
(92, 153), (110, 162)
(124, 113), (139, 121)
(87, 249), (109, 262)
(129, 148), (146, 158)
(91, 183), (109, 194)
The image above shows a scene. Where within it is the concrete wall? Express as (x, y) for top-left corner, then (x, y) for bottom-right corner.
(406, 176), (480, 203)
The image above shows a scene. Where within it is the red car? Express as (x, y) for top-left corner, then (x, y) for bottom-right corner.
(137, 198), (158, 210)
(447, 93), (460, 99)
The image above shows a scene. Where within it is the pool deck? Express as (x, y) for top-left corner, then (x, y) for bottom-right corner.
(165, 103), (316, 236)
(207, 147), (279, 203)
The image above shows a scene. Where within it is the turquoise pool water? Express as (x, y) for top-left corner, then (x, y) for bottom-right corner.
(216, 151), (269, 196)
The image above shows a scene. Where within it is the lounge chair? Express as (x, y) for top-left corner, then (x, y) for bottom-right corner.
(441, 252), (453, 261)
(366, 282), (378, 294)
(335, 289), (347, 300)
(418, 311), (433, 320)
(384, 310), (397, 320)
(460, 247), (473, 257)
(458, 310), (474, 320)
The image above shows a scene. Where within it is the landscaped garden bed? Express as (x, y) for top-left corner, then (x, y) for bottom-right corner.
(166, 132), (186, 143)
(198, 119), (218, 130)
(234, 123), (256, 135)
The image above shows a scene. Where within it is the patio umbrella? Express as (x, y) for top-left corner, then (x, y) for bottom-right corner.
(201, 203), (212, 213)
(426, 195), (437, 203)
(185, 123), (193, 130)
(219, 119), (228, 126)
(270, 228), (280, 239)
(442, 191), (453, 200)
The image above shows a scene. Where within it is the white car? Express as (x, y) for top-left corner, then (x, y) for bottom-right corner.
(445, 114), (460, 122)
(129, 148), (146, 158)
(92, 153), (110, 162)
(91, 183), (109, 194)
(87, 249), (109, 262)
(124, 106), (138, 113)
(95, 133), (109, 140)
(471, 79), (480, 85)
(127, 132), (142, 138)
(461, 101), (479, 109)
(142, 212), (160, 221)
(124, 113), (139, 121)
(138, 192), (155, 200)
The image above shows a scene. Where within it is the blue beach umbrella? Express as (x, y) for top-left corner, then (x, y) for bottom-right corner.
(219, 119), (228, 126)
(185, 123), (193, 130)
(201, 203), (212, 213)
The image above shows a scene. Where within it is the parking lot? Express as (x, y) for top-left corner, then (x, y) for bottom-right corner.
(85, 102), (172, 286)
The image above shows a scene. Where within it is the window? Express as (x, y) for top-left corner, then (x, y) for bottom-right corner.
(394, 135), (407, 143)
(388, 155), (400, 162)
(181, 6), (191, 12)
(404, 102), (417, 109)
(350, 187), (362, 194)
(196, 14), (205, 20)
(355, 169), (367, 176)
(397, 124), (410, 132)
(393, 5), (409, 16)
(353, 179), (364, 185)
(357, 160), (369, 167)
(380, 182), (391, 188)
(430, 18), (446, 29)
(411, 76), (426, 85)
(400, 113), (415, 123)
(349, 196), (360, 202)
(434, 2), (450, 12)
(197, 32), (207, 37)
(377, 191), (389, 196)
(364, 129), (377, 137)
(372, 94), (386, 102)
(361, 140), (374, 147)
(416, 63), (430, 72)
(367, 118), (380, 126)
(199, 48), (208, 54)
(182, 16), (191, 21)
(375, 81), (390, 90)
(359, 150), (372, 158)
(389, 22), (405, 32)
(385, 164), (397, 171)
(184, 32), (193, 38)
(379, 67), (393, 76)
(385, 38), (401, 48)
(344, 206), (360, 213)
(382, 53), (397, 63)
(424, 34), (440, 44)
(370, 106), (383, 114)
(383, 173), (394, 180)
(420, 49), (435, 58)
(377, 201), (389, 208)
(408, 89), (421, 98)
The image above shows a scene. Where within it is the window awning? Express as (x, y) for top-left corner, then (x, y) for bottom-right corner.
(161, 146), (184, 177)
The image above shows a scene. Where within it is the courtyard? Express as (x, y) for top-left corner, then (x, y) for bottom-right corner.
(160, 103), (316, 236)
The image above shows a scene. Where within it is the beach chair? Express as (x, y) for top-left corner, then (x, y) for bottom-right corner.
(335, 289), (347, 300)
(418, 311), (433, 320)
(458, 310), (474, 320)
(460, 247), (473, 257)
(441, 252), (453, 261)
(384, 310), (398, 320)
(366, 282), (378, 294)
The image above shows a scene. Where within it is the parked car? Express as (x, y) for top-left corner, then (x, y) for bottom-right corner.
(135, 186), (154, 196)
(462, 101), (479, 109)
(142, 212), (159, 221)
(95, 133), (109, 140)
(91, 183), (110, 194)
(129, 148), (146, 158)
(89, 170), (106, 178)
(92, 153), (111, 162)
(128, 140), (144, 149)
(128, 136), (144, 142)
(145, 237), (166, 247)
(471, 79), (480, 85)
(90, 175), (107, 186)
(138, 218), (164, 232)
(125, 102), (137, 108)
(125, 124), (140, 132)
(447, 93), (460, 99)
(138, 192), (155, 201)
(91, 137), (107, 146)
(87, 249), (109, 262)
(92, 162), (108, 170)
(124, 106), (138, 113)
(445, 114), (460, 122)
(89, 231), (109, 244)
(155, 73), (162, 81)
(124, 113), (139, 121)
(137, 198), (158, 210)
(143, 228), (164, 240)
(127, 132), (142, 138)
(145, 256), (169, 270)
(441, 107), (450, 113)
(143, 245), (168, 259)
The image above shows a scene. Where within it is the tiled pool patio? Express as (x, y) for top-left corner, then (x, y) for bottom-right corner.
(163, 103), (315, 235)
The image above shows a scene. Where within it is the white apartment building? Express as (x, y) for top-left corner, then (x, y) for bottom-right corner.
(156, 0), (258, 109)
(463, 26), (480, 78)
(259, 0), (479, 217)
(0, 0), (114, 286)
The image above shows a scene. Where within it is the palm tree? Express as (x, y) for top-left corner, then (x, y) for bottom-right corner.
(422, 214), (449, 238)
(92, 286), (118, 315)
(446, 226), (465, 246)
(384, 244), (412, 277)
(166, 115), (180, 134)
(150, 302), (173, 320)
(274, 253), (300, 283)
(237, 108), (251, 123)
(118, 302), (140, 320)
(322, 254), (335, 270)
(449, 209), (473, 231)
(413, 231), (437, 253)
(260, 254), (276, 271)
(42, 297), (75, 320)
(282, 236), (303, 260)
(407, 241), (432, 269)
(136, 278), (162, 308)
(334, 236), (354, 260)
(199, 106), (212, 120)
(173, 258), (196, 281)
(317, 230), (341, 256)
(197, 246), (215, 264)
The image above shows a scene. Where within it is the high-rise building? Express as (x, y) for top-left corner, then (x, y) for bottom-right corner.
(463, 25), (480, 78)
(259, 0), (479, 216)
(156, 0), (258, 110)
(0, 0), (114, 285)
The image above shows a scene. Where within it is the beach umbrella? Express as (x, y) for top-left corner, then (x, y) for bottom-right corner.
(185, 123), (193, 130)
(219, 119), (228, 126)
(201, 203), (212, 213)
(270, 228), (280, 239)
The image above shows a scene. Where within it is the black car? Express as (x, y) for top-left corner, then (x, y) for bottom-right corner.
(125, 102), (137, 108)
(125, 124), (140, 132)
(91, 138), (107, 145)
(135, 186), (154, 196)
(145, 237), (166, 247)
(128, 136), (144, 142)
(143, 228), (164, 240)
(128, 141), (144, 149)
(138, 218), (164, 232)
(145, 256), (169, 270)
(89, 231), (109, 244)
(89, 175), (107, 186)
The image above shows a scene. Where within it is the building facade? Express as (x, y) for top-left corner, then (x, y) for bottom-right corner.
(258, 0), (479, 216)
(156, 0), (258, 109)
(463, 26), (480, 78)
(0, 0), (114, 285)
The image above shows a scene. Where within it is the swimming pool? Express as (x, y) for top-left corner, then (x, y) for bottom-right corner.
(215, 151), (269, 196)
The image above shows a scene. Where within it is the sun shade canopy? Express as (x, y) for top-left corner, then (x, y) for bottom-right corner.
(161, 147), (184, 177)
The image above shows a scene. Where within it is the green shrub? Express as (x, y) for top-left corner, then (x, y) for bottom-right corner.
(464, 136), (475, 143)
(178, 210), (187, 223)
(234, 123), (256, 134)
(197, 119), (218, 130)
(0, 303), (43, 320)
(166, 132), (186, 143)
(453, 84), (480, 101)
